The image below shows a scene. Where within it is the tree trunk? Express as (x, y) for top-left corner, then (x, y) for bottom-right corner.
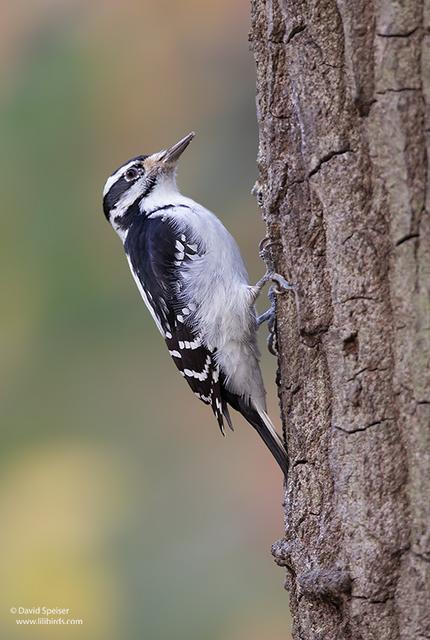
(250, 1), (430, 638)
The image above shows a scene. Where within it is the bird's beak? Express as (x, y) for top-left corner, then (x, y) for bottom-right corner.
(161, 131), (195, 164)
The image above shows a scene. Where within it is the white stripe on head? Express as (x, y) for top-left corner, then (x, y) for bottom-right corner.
(112, 177), (147, 218)
(103, 160), (137, 197)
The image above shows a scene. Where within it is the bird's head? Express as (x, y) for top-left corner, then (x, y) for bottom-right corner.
(102, 132), (195, 235)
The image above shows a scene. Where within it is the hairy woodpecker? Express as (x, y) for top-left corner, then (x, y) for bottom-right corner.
(102, 132), (289, 476)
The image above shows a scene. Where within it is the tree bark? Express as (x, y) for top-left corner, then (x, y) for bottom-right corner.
(250, 1), (430, 638)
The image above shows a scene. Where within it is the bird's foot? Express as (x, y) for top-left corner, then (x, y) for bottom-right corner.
(257, 288), (279, 355)
(255, 238), (298, 356)
(270, 273), (296, 294)
(257, 236), (295, 295)
(258, 237), (281, 268)
(253, 270), (296, 300)
(257, 307), (274, 327)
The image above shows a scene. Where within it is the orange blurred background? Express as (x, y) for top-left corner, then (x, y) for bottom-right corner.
(0, 2), (292, 638)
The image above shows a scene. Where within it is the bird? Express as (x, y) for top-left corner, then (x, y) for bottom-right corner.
(102, 132), (291, 477)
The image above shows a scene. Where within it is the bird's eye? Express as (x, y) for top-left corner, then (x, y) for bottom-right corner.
(125, 167), (140, 181)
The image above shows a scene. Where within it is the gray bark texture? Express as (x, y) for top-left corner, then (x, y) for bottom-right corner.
(250, 1), (430, 639)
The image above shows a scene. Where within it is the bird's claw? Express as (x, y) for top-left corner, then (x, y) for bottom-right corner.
(270, 273), (296, 295)
(253, 270), (296, 301)
(258, 237), (282, 266)
(257, 287), (279, 355)
(256, 276), (298, 357)
(267, 329), (278, 356)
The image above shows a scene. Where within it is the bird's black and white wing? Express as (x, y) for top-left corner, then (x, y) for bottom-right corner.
(124, 213), (230, 433)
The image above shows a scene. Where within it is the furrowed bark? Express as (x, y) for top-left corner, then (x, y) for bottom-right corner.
(250, 1), (430, 638)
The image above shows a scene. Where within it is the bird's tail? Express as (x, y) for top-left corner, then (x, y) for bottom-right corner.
(247, 407), (288, 479)
(221, 385), (288, 478)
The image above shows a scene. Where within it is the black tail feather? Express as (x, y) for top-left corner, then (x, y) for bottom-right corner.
(222, 388), (288, 478)
(245, 410), (288, 478)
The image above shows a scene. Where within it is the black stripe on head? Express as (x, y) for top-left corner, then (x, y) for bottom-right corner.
(113, 175), (158, 230)
(112, 174), (159, 230)
(102, 155), (148, 221)
(113, 199), (141, 230)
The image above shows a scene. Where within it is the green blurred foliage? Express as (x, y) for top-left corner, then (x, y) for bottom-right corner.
(0, 2), (291, 639)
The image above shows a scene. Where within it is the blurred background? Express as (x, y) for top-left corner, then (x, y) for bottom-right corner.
(0, 1), (292, 638)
